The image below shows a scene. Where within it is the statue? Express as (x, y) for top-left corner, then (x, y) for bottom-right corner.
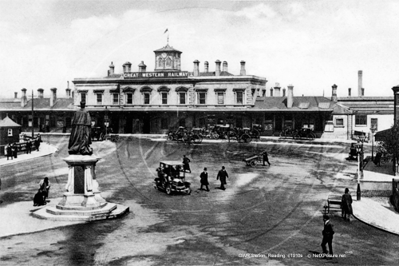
(68, 101), (93, 155)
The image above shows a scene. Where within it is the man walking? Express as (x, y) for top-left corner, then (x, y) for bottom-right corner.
(321, 215), (334, 258)
(183, 155), (191, 173)
(262, 150), (271, 166)
(200, 167), (209, 191)
(216, 166), (229, 190)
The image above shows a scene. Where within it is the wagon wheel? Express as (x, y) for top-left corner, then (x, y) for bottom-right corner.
(99, 133), (105, 141)
(241, 134), (252, 143)
(308, 132), (316, 139)
(167, 132), (174, 141)
(252, 129), (260, 139)
(193, 134), (203, 144)
(250, 160), (256, 167)
(165, 184), (172, 195)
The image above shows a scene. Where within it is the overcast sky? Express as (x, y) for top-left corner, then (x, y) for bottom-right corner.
(1, 0), (399, 99)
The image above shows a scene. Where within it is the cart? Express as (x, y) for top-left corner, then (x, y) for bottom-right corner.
(243, 154), (262, 166)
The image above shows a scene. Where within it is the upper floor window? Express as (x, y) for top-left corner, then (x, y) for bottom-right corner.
(179, 92), (186, 104)
(126, 93), (133, 104)
(198, 92), (206, 104)
(217, 92), (224, 104)
(355, 115), (367, 126)
(113, 93), (119, 104)
(81, 93), (86, 104)
(236, 91), (243, 104)
(96, 94), (102, 104)
(371, 118), (378, 131)
(144, 93), (150, 104)
(161, 92), (168, 104)
(335, 118), (344, 127)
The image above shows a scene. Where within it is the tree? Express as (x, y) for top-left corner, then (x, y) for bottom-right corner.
(380, 123), (399, 174)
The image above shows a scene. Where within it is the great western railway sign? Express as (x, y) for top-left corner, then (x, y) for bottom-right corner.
(123, 71), (191, 79)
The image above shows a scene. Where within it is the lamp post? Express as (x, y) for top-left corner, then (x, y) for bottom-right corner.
(370, 126), (377, 161)
(356, 135), (366, 200)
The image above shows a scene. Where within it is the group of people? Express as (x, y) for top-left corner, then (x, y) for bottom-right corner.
(5, 135), (42, 160)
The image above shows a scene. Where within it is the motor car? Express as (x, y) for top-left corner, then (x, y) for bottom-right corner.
(154, 161), (191, 195)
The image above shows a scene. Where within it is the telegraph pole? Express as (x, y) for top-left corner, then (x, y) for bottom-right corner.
(31, 90), (34, 138)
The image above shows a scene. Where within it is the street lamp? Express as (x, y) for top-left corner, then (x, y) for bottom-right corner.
(370, 126), (377, 161)
(356, 134), (366, 201)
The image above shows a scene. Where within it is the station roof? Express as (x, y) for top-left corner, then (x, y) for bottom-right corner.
(254, 96), (343, 112)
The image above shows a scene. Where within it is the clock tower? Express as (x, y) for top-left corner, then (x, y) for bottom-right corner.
(154, 44), (182, 72)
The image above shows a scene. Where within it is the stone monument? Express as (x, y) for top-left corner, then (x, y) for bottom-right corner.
(33, 102), (129, 221)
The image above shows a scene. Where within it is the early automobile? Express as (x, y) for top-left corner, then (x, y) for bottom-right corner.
(154, 161), (191, 195)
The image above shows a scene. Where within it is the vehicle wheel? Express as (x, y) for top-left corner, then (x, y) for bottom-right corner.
(250, 160), (256, 167)
(100, 133), (105, 141)
(242, 134), (251, 143)
(168, 133), (174, 140)
(309, 132), (316, 139)
(165, 184), (172, 195)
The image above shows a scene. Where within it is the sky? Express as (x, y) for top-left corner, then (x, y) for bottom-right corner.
(1, 0), (399, 99)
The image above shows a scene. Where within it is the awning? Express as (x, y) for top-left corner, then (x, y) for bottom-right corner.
(375, 129), (392, 142)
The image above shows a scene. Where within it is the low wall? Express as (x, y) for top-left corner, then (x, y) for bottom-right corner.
(360, 179), (393, 197)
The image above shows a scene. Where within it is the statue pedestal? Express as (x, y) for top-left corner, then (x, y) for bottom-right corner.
(33, 155), (129, 221)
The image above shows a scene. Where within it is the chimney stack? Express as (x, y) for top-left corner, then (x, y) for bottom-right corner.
(123, 62), (131, 73)
(204, 61), (209, 73)
(348, 88), (351, 97)
(38, 88), (44, 98)
(14, 92), (18, 99)
(282, 88), (286, 97)
(21, 88), (27, 107)
(358, 70), (363, 96)
(331, 84), (338, 102)
(108, 62), (115, 76)
(270, 88), (273, 97)
(215, 60), (221, 76)
(287, 85), (294, 108)
(193, 60), (200, 76)
(50, 88), (57, 107)
(222, 61), (228, 72)
(240, 61), (246, 76)
(274, 82), (281, 97)
(138, 61), (147, 72)
(361, 88), (365, 96)
(66, 88), (71, 98)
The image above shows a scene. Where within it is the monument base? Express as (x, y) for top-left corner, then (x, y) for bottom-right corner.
(33, 155), (129, 221)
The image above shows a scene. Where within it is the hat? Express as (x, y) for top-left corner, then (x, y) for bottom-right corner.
(323, 215), (329, 220)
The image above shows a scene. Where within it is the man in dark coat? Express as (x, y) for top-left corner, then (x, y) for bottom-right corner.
(341, 188), (353, 221)
(216, 166), (229, 190)
(6, 144), (12, 160)
(183, 155), (191, 173)
(34, 134), (42, 151)
(26, 141), (32, 154)
(68, 102), (93, 155)
(200, 167), (209, 191)
(321, 215), (334, 257)
(262, 151), (271, 166)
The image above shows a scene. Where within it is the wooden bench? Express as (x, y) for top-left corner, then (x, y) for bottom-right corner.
(325, 195), (342, 214)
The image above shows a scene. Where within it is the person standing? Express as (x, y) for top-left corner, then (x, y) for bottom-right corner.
(200, 167), (209, 191)
(321, 215), (334, 258)
(216, 166), (229, 190)
(6, 144), (12, 160)
(183, 155), (191, 173)
(39, 177), (51, 203)
(26, 140), (32, 154)
(341, 188), (353, 221)
(34, 134), (42, 152)
(262, 151), (271, 166)
(12, 144), (17, 159)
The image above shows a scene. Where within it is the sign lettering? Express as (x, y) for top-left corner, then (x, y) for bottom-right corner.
(122, 71), (191, 79)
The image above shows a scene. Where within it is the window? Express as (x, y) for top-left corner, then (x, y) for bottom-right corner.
(217, 92), (224, 104)
(126, 93), (133, 104)
(81, 93), (86, 104)
(8, 129), (12, 136)
(236, 91), (243, 104)
(97, 94), (102, 104)
(162, 92), (168, 104)
(335, 118), (344, 127)
(371, 118), (378, 131)
(198, 92), (206, 104)
(355, 115), (367, 126)
(179, 92), (186, 104)
(144, 93), (150, 104)
(113, 94), (119, 104)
